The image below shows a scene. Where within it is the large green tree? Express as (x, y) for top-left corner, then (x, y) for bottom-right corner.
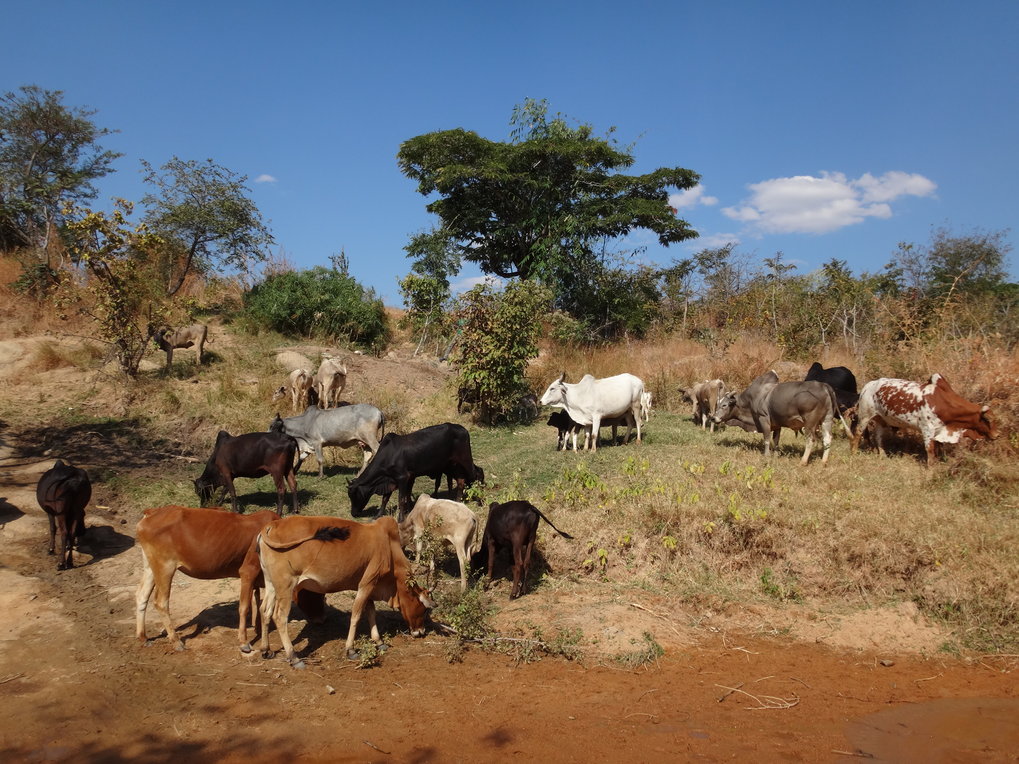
(397, 99), (700, 289)
(140, 157), (274, 296)
(0, 85), (121, 254)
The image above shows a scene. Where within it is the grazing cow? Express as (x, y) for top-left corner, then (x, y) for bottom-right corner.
(347, 422), (478, 520)
(679, 379), (727, 432)
(399, 494), (478, 591)
(194, 430), (299, 515)
(712, 370), (847, 464)
(272, 368), (315, 413)
(153, 324), (209, 369)
(315, 357), (348, 409)
(805, 362), (859, 415)
(135, 506), (279, 651)
(270, 403), (385, 479)
(851, 374), (998, 467)
(258, 515), (434, 667)
(472, 501), (573, 599)
(539, 372), (645, 451)
(36, 459), (91, 570)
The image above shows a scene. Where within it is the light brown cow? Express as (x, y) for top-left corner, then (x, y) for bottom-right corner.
(272, 367), (315, 412)
(258, 515), (434, 668)
(315, 357), (348, 409)
(399, 494), (478, 591)
(135, 506), (279, 651)
(154, 324), (209, 369)
(679, 379), (726, 432)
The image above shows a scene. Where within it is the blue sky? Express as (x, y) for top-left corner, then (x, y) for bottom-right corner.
(4, 1), (1017, 305)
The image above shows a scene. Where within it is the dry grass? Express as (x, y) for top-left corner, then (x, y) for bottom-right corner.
(3, 273), (1016, 653)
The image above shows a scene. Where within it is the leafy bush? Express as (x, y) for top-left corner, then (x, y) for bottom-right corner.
(242, 266), (389, 351)
(451, 280), (551, 424)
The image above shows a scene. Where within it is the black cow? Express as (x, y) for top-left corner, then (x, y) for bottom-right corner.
(547, 410), (583, 451)
(194, 431), (299, 515)
(347, 423), (478, 520)
(805, 362), (859, 414)
(471, 500), (573, 599)
(36, 459), (92, 570)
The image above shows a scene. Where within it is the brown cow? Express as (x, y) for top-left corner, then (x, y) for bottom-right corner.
(851, 374), (999, 466)
(154, 324), (209, 369)
(679, 379), (726, 432)
(258, 515), (434, 668)
(134, 506), (324, 652)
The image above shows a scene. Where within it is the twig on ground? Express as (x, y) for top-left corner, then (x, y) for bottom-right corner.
(717, 682), (744, 702)
(914, 673), (942, 684)
(714, 684), (799, 709)
(629, 602), (684, 639)
(363, 740), (390, 755)
(0, 673), (24, 684)
(832, 750), (875, 759)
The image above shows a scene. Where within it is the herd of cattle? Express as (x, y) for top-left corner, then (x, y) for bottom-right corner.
(32, 350), (1000, 667)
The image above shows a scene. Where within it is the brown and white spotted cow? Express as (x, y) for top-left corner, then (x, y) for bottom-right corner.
(850, 374), (998, 466)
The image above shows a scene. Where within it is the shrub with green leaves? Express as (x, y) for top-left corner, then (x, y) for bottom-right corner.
(451, 280), (551, 424)
(242, 265), (389, 351)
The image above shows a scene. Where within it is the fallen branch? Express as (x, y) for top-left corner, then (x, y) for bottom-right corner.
(363, 740), (390, 755)
(714, 684), (799, 710)
(717, 682), (744, 703)
(831, 750), (875, 759)
(0, 673), (24, 685)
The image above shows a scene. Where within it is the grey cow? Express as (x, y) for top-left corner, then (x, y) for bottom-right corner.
(712, 370), (847, 464)
(269, 403), (385, 478)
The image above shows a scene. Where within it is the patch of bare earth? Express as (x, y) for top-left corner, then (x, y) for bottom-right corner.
(0, 329), (1017, 760)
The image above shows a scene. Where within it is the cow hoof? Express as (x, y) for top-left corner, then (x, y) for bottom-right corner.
(173, 643), (185, 652)
(239, 643), (252, 654)
(291, 659), (306, 670)
(346, 649), (360, 661)
(378, 643), (390, 653)
(261, 650), (275, 660)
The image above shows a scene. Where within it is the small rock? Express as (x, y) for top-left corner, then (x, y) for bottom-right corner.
(326, 685), (336, 695)
(879, 659), (895, 667)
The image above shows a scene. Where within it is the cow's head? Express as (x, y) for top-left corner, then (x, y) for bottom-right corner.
(964, 406), (1000, 442)
(193, 473), (217, 506)
(271, 386), (287, 403)
(390, 577), (435, 637)
(712, 391), (738, 424)
(269, 413), (285, 432)
(539, 372), (568, 407)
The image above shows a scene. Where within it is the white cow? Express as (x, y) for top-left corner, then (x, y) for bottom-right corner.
(640, 391), (653, 422)
(539, 373), (645, 451)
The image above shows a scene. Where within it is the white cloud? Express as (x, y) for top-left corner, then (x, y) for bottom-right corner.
(451, 275), (502, 294)
(254, 174), (277, 183)
(688, 232), (741, 250)
(722, 171), (936, 234)
(670, 184), (718, 210)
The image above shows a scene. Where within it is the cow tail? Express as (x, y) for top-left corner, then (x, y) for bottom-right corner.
(534, 509), (574, 540)
(826, 384), (850, 432)
(262, 526), (351, 551)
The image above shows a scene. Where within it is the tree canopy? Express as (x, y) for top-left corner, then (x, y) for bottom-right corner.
(0, 85), (121, 253)
(397, 99), (700, 286)
(140, 157), (274, 296)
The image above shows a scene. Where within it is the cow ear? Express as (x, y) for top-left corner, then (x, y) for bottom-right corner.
(557, 371), (567, 383)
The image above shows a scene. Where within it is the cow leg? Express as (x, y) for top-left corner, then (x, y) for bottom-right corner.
(801, 428), (814, 465)
(272, 473), (286, 515)
(315, 444), (326, 479)
(924, 438), (937, 467)
(287, 468), (299, 515)
(46, 512), (56, 555)
(484, 537), (497, 588)
(265, 582), (301, 667)
(633, 404), (642, 444)
(345, 587), (374, 659)
(589, 415), (601, 451)
(456, 541), (469, 591)
(55, 515), (72, 570)
(135, 554), (157, 643)
(520, 533), (536, 598)
(165, 348), (173, 369)
(358, 447), (372, 477)
(149, 561), (183, 650)
(820, 420), (833, 464)
(197, 338), (205, 365)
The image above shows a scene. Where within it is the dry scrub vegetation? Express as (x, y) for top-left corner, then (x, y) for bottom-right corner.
(1, 262), (1017, 655)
